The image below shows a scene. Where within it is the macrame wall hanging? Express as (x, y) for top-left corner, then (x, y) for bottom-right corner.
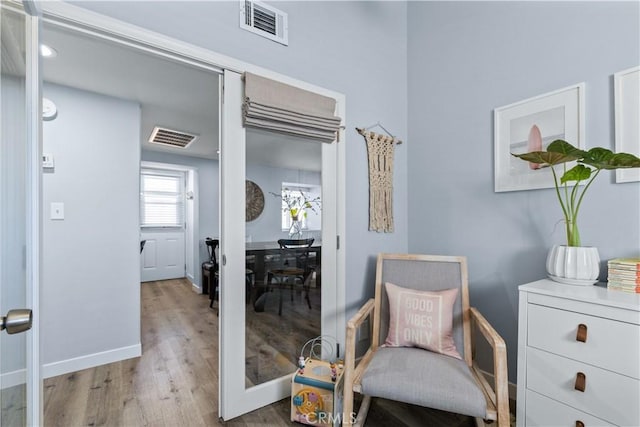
(357, 124), (402, 233)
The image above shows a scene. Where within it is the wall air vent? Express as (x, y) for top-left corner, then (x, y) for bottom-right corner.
(148, 127), (198, 149)
(240, 0), (288, 46)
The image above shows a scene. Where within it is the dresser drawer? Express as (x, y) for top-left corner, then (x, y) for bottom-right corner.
(528, 303), (640, 379)
(524, 389), (613, 427)
(526, 347), (640, 426)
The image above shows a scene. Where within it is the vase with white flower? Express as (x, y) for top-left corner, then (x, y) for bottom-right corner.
(271, 188), (321, 238)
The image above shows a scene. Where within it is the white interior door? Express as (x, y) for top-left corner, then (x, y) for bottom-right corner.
(0, 1), (41, 425)
(219, 70), (342, 420)
(140, 168), (187, 282)
(140, 230), (186, 282)
(220, 68), (293, 420)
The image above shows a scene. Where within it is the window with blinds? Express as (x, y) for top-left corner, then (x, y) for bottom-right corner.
(140, 169), (185, 227)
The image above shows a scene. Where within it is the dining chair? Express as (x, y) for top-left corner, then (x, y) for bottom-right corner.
(204, 240), (253, 316)
(343, 253), (509, 426)
(265, 238), (314, 315)
(202, 237), (219, 302)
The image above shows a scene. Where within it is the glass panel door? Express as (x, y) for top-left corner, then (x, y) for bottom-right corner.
(0, 2), (40, 426)
(219, 69), (340, 420)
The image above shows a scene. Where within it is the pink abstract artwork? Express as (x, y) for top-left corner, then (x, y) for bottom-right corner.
(527, 124), (543, 170)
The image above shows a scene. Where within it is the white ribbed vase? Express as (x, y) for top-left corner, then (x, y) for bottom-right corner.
(546, 245), (600, 286)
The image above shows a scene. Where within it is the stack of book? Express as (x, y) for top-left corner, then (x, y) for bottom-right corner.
(607, 258), (640, 293)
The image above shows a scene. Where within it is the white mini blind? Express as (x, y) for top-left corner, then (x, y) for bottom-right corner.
(243, 72), (342, 143)
(140, 170), (185, 227)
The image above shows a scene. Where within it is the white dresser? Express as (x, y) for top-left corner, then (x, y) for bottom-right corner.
(517, 279), (640, 427)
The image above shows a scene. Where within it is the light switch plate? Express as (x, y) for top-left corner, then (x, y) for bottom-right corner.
(42, 153), (54, 169)
(50, 202), (64, 220)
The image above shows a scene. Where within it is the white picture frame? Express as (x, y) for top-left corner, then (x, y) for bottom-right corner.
(494, 83), (585, 192)
(614, 66), (640, 183)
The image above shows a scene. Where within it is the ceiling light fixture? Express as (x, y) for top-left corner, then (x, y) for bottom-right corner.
(40, 44), (57, 58)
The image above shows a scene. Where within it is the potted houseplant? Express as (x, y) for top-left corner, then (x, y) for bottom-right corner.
(512, 139), (640, 285)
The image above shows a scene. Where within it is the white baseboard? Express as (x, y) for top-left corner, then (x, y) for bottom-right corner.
(1, 369), (26, 390)
(480, 368), (517, 401)
(43, 343), (141, 379)
(191, 280), (202, 294)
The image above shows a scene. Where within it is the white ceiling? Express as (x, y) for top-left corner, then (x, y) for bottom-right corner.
(42, 25), (220, 159)
(40, 24), (322, 171)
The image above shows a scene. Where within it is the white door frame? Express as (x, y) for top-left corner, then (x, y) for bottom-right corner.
(39, 2), (347, 421)
(25, 6), (42, 425)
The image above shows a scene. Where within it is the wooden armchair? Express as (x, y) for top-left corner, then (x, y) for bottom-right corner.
(343, 254), (509, 426)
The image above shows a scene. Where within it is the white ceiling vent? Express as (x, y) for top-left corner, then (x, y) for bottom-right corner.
(240, 0), (288, 46)
(148, 127), (198, 149)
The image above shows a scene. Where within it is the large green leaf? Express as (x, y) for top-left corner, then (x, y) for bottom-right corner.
(580, 147), (614, 169)
(547, 140), (587, 158)
(511, 151), (579, 165)
(611, 153), (640, 168)
(560, 164), (592, 183)
(582, 150), (640, 170)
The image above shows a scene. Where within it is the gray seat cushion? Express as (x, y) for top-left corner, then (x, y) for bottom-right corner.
(360, 347), (487, 418)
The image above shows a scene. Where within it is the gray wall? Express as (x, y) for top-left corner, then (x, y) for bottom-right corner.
(407, 1), (640, 382)
(77, 1), (410, 317)
(42, 83), (141, 370)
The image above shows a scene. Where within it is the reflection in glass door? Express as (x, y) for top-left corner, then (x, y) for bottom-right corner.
(245, 129), (323, 387)
(1, 2), (40, 425)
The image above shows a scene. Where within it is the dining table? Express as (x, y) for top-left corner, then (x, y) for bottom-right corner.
(245, 240), (321, 311)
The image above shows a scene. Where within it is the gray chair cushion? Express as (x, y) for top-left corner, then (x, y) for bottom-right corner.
(360, 347), (487, 418)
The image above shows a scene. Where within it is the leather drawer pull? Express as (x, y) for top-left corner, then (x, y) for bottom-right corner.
(575, 372), (586, 392)
(576, 323), (588, 342)
(576, 421), (585, 427)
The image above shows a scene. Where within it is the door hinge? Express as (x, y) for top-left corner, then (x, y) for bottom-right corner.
(337, 235), (340, 250)
(222, 255), (227, 266)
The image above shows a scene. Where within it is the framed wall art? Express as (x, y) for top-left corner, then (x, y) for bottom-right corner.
(614, 66), (640, 183)
(245, 180), (265, 222)
(494, 83), (585, 192)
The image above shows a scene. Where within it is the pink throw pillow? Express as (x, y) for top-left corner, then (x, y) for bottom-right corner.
(384, 282), (461, 359)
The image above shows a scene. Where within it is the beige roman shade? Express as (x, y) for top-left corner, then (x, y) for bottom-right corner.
(243, 72), (342, 143)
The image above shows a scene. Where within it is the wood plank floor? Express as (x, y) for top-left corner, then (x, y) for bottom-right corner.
(1, 384), (26, 426)
(43, 278), (505, 426)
